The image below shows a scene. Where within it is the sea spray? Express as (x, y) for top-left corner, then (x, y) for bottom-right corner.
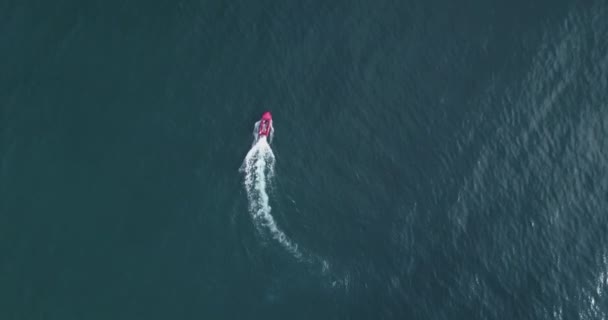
(241, 135), (302, 259)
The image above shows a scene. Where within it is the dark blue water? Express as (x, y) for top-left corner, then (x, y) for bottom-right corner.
(2, 0), (608, 319)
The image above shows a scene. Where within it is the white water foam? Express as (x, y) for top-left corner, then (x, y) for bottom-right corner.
(241, 134), (301, 259)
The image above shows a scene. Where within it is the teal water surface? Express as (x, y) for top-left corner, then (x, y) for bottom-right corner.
(2, 0), (608, 319)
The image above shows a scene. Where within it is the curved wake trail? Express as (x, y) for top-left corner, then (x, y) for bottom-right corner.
(241, 136), (302, 259)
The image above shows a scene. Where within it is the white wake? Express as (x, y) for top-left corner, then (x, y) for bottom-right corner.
(241, 133), (301, 259)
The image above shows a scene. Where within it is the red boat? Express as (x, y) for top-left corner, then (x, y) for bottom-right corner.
(258, 111), (272, 137)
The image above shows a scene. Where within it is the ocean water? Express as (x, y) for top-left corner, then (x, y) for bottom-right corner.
(1, 0), (607, 319)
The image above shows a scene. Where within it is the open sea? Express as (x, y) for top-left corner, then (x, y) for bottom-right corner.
(1, 0), (608, 319)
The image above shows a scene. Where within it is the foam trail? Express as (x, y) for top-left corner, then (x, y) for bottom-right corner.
(242, 136), (301, 259)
